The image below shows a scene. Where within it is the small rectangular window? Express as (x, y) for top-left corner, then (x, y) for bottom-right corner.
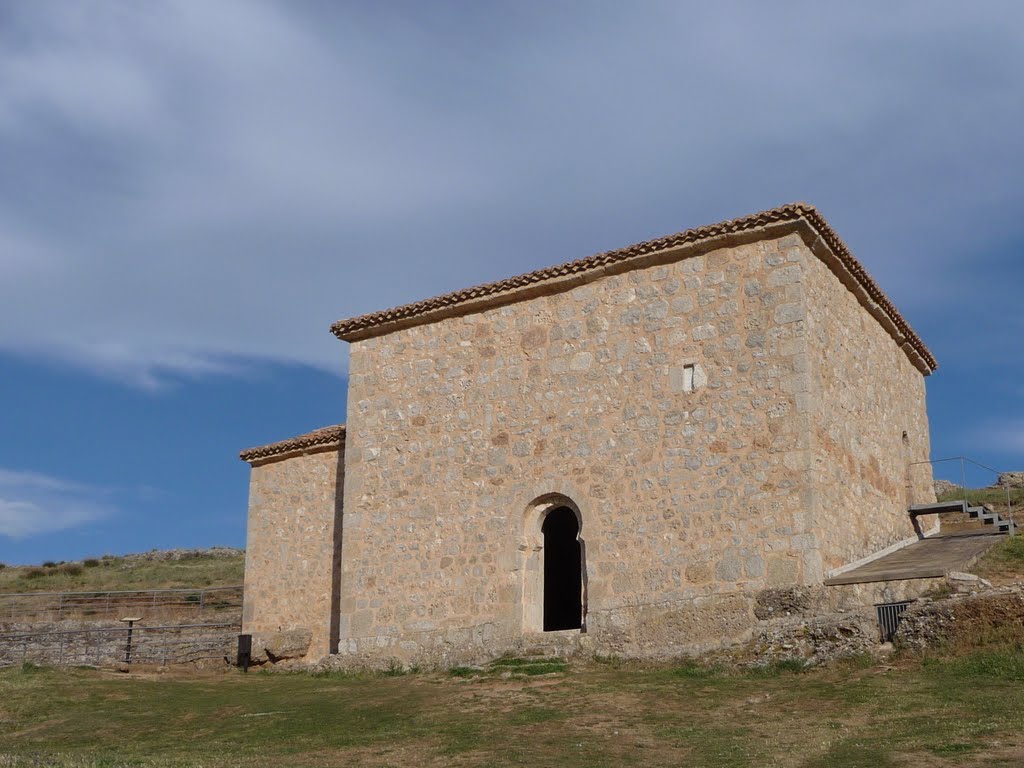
(682, 364), (695, 393)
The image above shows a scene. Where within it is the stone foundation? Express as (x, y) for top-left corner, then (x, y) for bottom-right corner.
(305, 577), (945, 671)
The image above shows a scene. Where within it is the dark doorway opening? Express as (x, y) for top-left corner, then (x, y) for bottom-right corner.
(542, 506), (582, 631)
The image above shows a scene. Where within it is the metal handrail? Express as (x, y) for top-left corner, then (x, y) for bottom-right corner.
(909, 455), (1018, 516)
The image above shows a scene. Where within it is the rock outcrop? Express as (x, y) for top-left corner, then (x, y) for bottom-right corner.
(997, 472), (1024, 489)
(259, 628), (313, 663)
(743, 611), (879, 667)
(894, 584), (1024, 651)
(124, 547), (244, 562)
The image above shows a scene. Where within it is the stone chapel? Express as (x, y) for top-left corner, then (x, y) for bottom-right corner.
(239, 203), (938, 667)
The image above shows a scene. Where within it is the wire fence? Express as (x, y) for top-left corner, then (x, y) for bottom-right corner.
(0, 621), (241, 668)
(0, 585), (243, 622)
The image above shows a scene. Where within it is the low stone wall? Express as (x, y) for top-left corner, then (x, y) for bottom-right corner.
(755, 578), (944, 620)
(0, 620), (239, 668)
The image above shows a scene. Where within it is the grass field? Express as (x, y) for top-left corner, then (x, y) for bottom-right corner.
(2, 650), (1024, 768)
(0, 552), (244, 594)
(974, 534), (1024, 585)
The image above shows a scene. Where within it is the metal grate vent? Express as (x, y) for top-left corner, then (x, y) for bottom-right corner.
(875, 601), (913, 642)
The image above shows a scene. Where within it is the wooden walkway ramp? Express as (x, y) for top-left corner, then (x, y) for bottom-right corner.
(823, 530), (1005, 586)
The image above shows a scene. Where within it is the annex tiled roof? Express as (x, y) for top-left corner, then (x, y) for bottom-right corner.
(240, 424), (345, 465)
(330, 203), (937, 374)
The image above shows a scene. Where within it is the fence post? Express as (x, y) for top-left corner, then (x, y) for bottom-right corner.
(121, 618), (140, 665)
(199, 589), (205, 612)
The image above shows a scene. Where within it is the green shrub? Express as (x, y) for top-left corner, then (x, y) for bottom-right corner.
(382, 660), (409, 677)
(749, 658), (808, 677)
(671, 660), (724, 679)
(83, 558), (100, 568)
(25, 568), (46, 579)
(490, 655), (562, 668)
(42, 561), (57, 568)
(489, 656), (567, 676)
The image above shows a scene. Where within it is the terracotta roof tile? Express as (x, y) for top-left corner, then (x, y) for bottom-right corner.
(329, 202), (937, 374)
(239, 424), (345, 465)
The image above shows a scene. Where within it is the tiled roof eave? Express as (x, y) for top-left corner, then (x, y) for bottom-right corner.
(329, 203), (937, 375)
(239, 425), (346, 465)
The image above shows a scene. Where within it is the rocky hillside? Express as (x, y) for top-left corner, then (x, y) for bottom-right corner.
(0, 548), (245, 593)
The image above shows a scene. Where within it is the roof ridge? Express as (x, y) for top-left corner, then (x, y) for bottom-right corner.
(329, 203), (936, 374)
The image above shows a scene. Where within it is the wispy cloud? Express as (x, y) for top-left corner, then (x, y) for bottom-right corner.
(0, 469), (114, 538)
(0, 2), (1021, 387)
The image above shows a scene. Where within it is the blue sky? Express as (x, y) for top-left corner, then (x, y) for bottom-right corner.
(1, 1), (1022, 564)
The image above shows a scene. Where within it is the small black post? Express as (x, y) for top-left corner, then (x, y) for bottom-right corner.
(237, 633), (252, 672)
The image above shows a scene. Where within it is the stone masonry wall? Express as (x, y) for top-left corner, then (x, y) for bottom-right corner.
(800, 248), (934, 576)
(340, 234), (828, 666)
(242, 447), (344, 660)
(0, 620), (237, 668)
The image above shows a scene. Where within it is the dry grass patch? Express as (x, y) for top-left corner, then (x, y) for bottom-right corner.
(0, 552), (244, 594)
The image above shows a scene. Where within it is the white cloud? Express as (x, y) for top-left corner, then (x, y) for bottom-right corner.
(0, 469), (114, 538)
(0, 1), (1022, 386)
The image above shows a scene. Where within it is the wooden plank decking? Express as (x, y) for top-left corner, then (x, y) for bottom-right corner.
(823, 530), (1005, 586)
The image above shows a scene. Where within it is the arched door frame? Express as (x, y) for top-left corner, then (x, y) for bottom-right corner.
(521, 493), (587, 633)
